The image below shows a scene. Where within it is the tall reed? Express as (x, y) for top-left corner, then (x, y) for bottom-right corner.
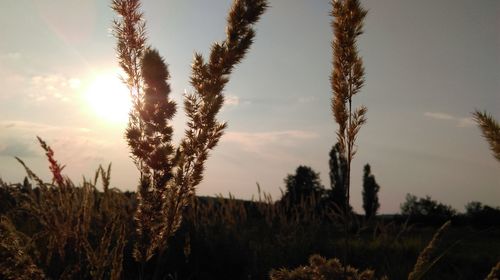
(331, 0), (368, 275)
(408, 221), (451, 280)
(12, 137), (128, 279)
(0, 215), (45, 280)
(112, 0), (268, 270)
(331, 0), (368, 208)
(485, 261), (500, 280)
(473, 110), (500, 162)
(473, 110), (500, 280)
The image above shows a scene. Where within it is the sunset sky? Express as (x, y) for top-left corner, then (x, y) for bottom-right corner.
(0, 0), (498, 213)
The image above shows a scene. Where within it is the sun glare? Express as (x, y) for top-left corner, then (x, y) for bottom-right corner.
(85, 71), (131, 123)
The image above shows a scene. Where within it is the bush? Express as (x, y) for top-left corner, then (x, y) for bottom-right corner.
(465, 201), (500, 227)
(270, 255), (386, 280)
(400, 194), (456, 225)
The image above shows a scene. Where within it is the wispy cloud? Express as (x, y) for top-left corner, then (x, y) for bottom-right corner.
(423, 112), (475, 128)
(298, 96), (316, 103)
(457, 117), (475, 128)
(0, 120), (90, 134)
(0, 140), (38, 157)
(224, 95), (240, 106)
(0, 52), (22, 60)
(0, 120), (105, 163)
(0, 52), (82, 102)
(224, 130), (318, 147)
(0, 64), (27, 100)
(222, 130), (319, 161)
(29, 74), (81, 102)
(424, 112), (454, 120)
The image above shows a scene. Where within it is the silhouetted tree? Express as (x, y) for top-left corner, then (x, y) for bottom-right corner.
(21, 177), (32, 192)
(282, 166), (324, 205)
(465, 201), (483, 215)
(328, 143), (348, 212)
(362, 164), (380, 219)
(465, 201), (500, 226)
(401, 194), (456, 223)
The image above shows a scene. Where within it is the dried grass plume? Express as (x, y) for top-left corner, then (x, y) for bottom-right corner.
(408, 221), (451, 280)
(112, 0), (268, 265)
(473, 110), (500, 162)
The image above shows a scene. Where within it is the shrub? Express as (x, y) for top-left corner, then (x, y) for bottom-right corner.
(0, 215), (45, 280)
(465, 201), (500, 227)
(6, 138), (130, 279)
(400, 194), (456, 224)
(270, 254), (386, 280)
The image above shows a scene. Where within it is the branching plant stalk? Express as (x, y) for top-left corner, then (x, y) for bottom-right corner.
(112, 0), (268, 278)
(331, 0), (367, 276)
(347, 97), (352, 211)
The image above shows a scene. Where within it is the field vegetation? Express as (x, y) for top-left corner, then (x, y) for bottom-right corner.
(1, 0), (499, 279)
(1, 171), (499, 279)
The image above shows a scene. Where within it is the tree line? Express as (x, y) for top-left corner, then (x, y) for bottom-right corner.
(280, 142), (381, 220)
(280, 146), (500, 226)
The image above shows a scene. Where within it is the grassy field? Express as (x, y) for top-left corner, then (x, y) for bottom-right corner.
(1, 181), (498, 279)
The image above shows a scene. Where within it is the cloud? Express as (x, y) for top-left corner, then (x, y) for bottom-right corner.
(2, 120), (59, 131)
(1, 120), (111, 166)
(224, 130), (318, 145)
(28, 74), (81, 102)
(0, 53), (81, 102)
(423, 112), (454, 120)
(0, 120), (123, 187)
(0, 66), (27, 101)
(0, 120), (89, 134)
(224, 95), (240, 106)
(423, 112), (475, 128)
(298, 96), (316, 103)
(0, 141), (38, 157)
(457, 117), (475, 128)
(68, 78), (81, 89)
(0, 52), (22, 60)
(223, 130), (319, 159)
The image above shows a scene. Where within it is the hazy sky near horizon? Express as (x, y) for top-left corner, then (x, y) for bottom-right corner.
(0, 0), (498, 213)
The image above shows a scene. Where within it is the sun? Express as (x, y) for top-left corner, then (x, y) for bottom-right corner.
(84, 71), (132, 123)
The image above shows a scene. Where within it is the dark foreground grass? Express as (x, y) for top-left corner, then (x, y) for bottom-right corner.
(1, 182), (499, 279)
(166, 195), (500, 279)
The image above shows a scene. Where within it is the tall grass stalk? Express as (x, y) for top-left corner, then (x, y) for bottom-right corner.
(0, 215), (45, 280)
(331, 0), (367, 210)
(472, 111), (500, 279)
(473, 110), (500, 162)
(485, 261), (500, 280)
(112, 0), (268, 275)
(11, 137), (128, 279)
(331, 0), (367, 275)
(408, 221), (451, 280)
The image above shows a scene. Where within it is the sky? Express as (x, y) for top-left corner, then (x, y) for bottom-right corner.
(0, 0), (498, 214)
